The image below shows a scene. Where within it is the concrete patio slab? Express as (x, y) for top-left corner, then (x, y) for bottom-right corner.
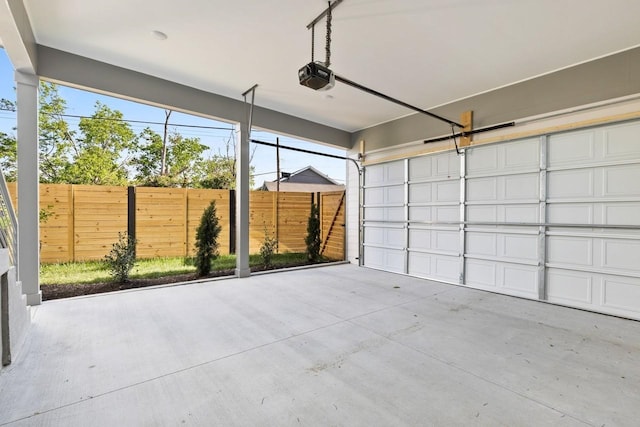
(0, 264), (638, 426)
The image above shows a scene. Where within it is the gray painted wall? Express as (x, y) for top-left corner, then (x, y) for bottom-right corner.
(352, 47), (640, 151)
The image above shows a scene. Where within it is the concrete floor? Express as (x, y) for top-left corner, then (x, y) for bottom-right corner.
(0, 264), (638, 426)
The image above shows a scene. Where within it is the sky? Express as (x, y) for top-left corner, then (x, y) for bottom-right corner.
(0, 49), (347, 188)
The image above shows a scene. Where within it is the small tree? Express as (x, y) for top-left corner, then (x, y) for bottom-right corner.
(260, 227), (278, 268)
(104, 232), (137, 283)
(305, 203), (321, 262)
(195, 200), (222, 276)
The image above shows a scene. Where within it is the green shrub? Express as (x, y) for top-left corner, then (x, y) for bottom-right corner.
(104, 232), (137, 283)
(260, 228), (278, 267)
(195, 200), (222, 276)
(305, 203), (321, 262)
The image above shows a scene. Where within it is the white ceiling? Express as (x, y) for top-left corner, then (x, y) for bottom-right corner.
(21, 0), (640, 132)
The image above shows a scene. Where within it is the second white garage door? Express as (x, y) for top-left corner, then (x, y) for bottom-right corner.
(362, 120), (640, 320)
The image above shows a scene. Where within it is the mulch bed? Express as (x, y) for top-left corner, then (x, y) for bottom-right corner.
(42, 260), (332, 301)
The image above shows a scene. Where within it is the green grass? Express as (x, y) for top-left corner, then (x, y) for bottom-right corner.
(40, 252), (313, 285)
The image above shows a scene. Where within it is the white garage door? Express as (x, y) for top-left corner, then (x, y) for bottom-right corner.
(362, 120), (640, 320)
(407, 153), (461, 282)
(464, 137), (542, 299)
(362, 160), (406, 273)
(545, 122), (640, 319)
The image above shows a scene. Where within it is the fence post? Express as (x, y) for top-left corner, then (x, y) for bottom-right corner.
(229, 189), (236, 254)
(127, 186), (136, 244)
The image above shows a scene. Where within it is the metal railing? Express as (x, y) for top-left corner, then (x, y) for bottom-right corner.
(0, 173), (18, 267)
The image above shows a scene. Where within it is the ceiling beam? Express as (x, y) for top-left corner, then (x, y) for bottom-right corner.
(0, 0), (37, 74)
(36, 46), (352, 149)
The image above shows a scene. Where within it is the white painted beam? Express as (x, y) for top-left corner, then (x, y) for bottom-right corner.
(36, 46), (351, 150)
(0, 0), (37, 74)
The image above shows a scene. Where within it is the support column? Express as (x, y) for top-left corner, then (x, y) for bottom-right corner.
(15, 71), (41, 305)
(235, 121), (250, 277)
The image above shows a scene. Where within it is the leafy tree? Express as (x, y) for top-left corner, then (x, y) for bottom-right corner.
(63, 102), (137, 185)
(167, 132), (208, 187)
(194, 200), (222, 276)
(305, 203), (321, 262)
(195, 138), (255, 189)
(0, 131), (17, 181)
(39, 82), (75, 183)
(133, 127), (207, 187)
(0, 98), (17, 181)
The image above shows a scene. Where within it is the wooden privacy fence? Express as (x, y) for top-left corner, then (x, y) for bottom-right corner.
(7, 184), (345, 264)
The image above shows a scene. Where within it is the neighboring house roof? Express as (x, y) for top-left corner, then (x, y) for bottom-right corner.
(279, 166), (340, 185)
(261, 181), (345, 193)
(260, 166), (344, 192)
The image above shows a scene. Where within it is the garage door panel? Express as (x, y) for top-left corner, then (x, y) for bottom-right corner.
(504, 204), (539, 222)
(467, 233), (497, 256)
(547, 169), (594, 199)
(435, 230), (460, 253)
(365, 161), (404, 186)
(465, 259), (497, 287)
(465, 259), (538, 297)
(409, 152), (459, 181)
(435, 154), (459, 178)
(409, 206), (432, 222)
(364, 206), (405, 222)
(365, 185), (404, 205)
(407, 252), (432, 277)
(409, 229), (459, 253)
(503, 139), (539, 169)
(603, 122), (640, 161)
(603, 277), (640, 313)
(604, 165), (640, 197)
(604, 202), (640, 225)
(467, 205), (497, 222)
(548, 130), (595, 167)
(504, 174), (539, 200)
(467, 173), (538, 203)
(409, 180), (459, 204)
(547, 203), (594, 224)
(503, 234), (538, 260)
(467, 177), (497, 201)
(364, 246), (405, 273)
(409, 182), (432, 203)
(435, 205), (459, 222)
(436, 180), (460, 202)
(434, 256), (460, 281)
(467, 204), (540, 223)
(549, 121), (640, 169)
(364, 226), (404, 247)
(602, 239), (640, 272)
(409, 229), (432, 250)
(503, 266), (538, 294)
(467, 232), (538, 261)
(547, 269), (593, 305)
(466, 138), (539, 176)
(408, 252), (459, 281)
(547, 236), (593, 266)
(547, 202), (640, 228)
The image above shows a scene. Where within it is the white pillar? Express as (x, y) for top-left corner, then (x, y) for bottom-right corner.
(235, 121), (250, 277)
(15, 71), (41, 306)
